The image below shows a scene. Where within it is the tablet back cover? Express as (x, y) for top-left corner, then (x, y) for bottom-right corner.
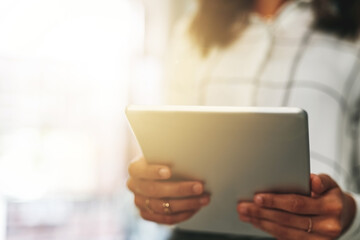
(126, 105), (310, 237)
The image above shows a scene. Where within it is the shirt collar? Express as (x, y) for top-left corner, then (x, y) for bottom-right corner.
(250, 0), (313, 35)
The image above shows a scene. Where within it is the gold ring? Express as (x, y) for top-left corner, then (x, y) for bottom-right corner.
(145, 199), (154, 214)
(307, 217), (313, 233)
(162, 201), (172, 214)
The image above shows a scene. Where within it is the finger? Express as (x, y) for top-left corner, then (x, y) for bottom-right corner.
(249, 218), (330, 240)
(134, 194), (210, 214)
(238, 202), (310, 231)
(310, 174), (322, 197)
(238, 203), (342, 237)
(128, 157), (171, 180)
(253, 193), (326, 215)
(311, 174), (339, 195)
(127, 178), (204, 198)
(139, 209), (197, 225)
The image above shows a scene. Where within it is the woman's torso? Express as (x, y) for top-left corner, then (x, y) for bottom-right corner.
(166, 1), (360, 192)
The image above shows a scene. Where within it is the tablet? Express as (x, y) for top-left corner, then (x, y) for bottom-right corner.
(126, 105), (310, 237)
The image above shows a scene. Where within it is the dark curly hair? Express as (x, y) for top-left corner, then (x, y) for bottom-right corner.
(189, 0), (360, 57)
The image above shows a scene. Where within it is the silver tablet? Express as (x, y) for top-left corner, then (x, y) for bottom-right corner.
(126, 105), (310, 237)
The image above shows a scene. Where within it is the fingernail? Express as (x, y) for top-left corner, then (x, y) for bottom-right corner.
(192, 183), (203, 194)
(199, 197), (209, 205)
(158, 168), (170, 178)
(254, 195), (263, 205)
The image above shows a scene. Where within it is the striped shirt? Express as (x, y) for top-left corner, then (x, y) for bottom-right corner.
(165, 1), (360, 238)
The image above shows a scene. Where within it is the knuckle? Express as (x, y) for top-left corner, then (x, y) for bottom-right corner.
(332, 203), (343, 216)
(333, 205), (343, 216)
(290, 197), (305, 212)
(325, 199), (343, 216)
(324, 219), (342, 238)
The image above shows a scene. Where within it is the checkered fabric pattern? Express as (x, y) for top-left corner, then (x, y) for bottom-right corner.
(165, 1), (360, 238)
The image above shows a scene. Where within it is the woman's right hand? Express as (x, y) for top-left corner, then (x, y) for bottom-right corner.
(127, 157), (210, 225)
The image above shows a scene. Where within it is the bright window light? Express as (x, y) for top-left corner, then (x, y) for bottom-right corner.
(0, 0), (145, 199)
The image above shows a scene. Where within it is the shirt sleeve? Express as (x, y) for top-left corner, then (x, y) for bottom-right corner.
(338, 193), (360, 239)
(337, 42), (360, 239)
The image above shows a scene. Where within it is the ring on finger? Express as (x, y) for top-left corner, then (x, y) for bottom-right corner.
(307, 217), (312, 233)
(145, 199), (154, 214)
(162, 201), (172, 214)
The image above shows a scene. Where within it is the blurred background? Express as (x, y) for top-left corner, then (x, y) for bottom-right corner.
(0, 0), (192, 239)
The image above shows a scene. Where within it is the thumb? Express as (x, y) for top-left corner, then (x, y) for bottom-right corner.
(311, 174), (339, 195)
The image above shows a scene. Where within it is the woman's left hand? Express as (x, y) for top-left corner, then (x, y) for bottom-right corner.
(237, 174), (356, 240)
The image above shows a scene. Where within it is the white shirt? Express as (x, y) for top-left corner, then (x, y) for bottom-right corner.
(165, 1), (360, 238)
